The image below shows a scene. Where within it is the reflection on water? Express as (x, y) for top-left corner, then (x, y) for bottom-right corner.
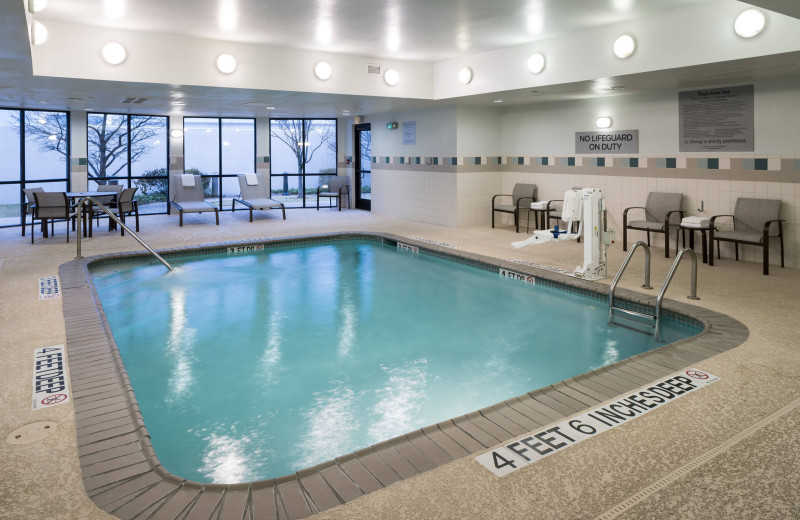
(337, 293), (356, 357)
(294, 384), (358, 469)
(368, 359), (428, 443)
(166, 289), (196, 404)
(257, 310), (284, 386)
(199, 428), (259, 483)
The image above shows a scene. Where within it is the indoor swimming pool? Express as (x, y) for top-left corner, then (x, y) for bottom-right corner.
(89, 237), (701, 484)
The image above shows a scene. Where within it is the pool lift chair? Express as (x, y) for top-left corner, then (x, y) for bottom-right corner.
(232, 173), (286, 221)
(512, 188), (614, 281)
(169, 174), (219, 227)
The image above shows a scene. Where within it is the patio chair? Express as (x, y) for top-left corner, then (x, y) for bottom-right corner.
(31, 192), (78, 243)
(317, 176), (350, 211)
(169, 174), (219, 226)
(90, 184), (124, 226)
(108, 187), (140, 236)
(232, 173), (286, 221)
(709, 198), (784, 275)
(623, 192), (683, 258)
(492, 183), (537, 233)
(21, 187), (44, 236)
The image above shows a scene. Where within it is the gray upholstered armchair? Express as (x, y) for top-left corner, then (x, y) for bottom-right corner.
(492, 183), (537, 233)
(623, 192), (683, 258)
(709, 198), (784, 275)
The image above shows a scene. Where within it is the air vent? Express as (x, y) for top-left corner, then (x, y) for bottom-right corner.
(120, 97), (148, 104)
(366, 64), (381, 76)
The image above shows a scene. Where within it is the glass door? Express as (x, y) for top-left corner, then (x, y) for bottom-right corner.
(354, 123), (371, 211)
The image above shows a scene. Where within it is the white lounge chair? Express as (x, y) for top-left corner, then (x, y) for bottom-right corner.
(232, 173), (286, 221)
(169, 174), (219, 226)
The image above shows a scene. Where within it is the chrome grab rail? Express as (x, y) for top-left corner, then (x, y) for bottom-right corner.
(654, 247), (699, 340)
(74, 197), (173, 272)
(608, 241), (654, 333)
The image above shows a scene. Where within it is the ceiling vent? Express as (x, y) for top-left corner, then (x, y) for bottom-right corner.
(120, 97), (148, 104)
(366, 64), (381, 76)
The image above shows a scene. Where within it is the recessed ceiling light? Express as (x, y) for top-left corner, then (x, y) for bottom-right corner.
(31, 21), (48, 45)
(216, 53), (237, 74)
(493, 99), (503, 103)
(384, 68), (399, 86)
(613, 34), (636, 59)
(28, 0), (47, 13)
(527, 53), (546, 74)
(218, 0), (237, 32)
(314, 61), (332, 81)
(458, 66), (473, 84)
(103, 0), (125, 19)
(101, 42), (127, 65)
(734, 9), (766, 38)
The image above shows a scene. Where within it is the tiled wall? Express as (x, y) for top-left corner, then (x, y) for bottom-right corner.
(371, 154), (799, 268)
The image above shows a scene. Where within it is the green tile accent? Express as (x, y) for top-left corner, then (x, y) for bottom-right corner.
(742, 158), (755, 170)
(630, 158), (639, 168)
(754, 158), (768, 170)
(567, 157), (575, 166)
(666, 158), (677, 168)
(697, 158), (708, 169)
(707, 158), (719, 169)
(517, 157), (524, 165)
(596, 157), (605, 167)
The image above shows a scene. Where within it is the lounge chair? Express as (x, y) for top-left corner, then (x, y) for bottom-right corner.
(31, 192), (78, 243)
(169, 174), (219, 226)
(317, 176), (350, 211)
(709, 198), (784, 275)
(623, 192), (683, 258)
(232, 173), (286, 221)
(492, 183), (537, 233)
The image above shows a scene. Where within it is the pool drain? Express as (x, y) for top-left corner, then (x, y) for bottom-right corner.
(6, 421), (58, 445)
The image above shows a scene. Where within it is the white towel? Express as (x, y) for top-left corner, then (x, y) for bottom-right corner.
(181, 174), (196, 187)
(245, 173), (258, 186)
(682, 216), (710, 228)
(530, 201), (548, 210)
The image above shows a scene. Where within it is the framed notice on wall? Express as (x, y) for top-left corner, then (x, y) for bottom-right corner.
(679, 85), (754, 152)
(403, 121), (416, 145)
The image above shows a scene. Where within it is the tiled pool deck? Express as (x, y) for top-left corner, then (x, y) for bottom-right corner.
(60, 232), (747, 520)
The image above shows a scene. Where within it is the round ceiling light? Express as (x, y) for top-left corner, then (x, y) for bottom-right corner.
(527, 52), (546, 74)
(734, 9), (766, 38)
(216, 53), (237, 74)
(170, 129), (184, 138)
(596, 117), (613, 129)
(458, 66), (473, 84)
(384, 68), (399, 86)
(613, 34), (636, 59)
(31, 21), (48, 45)
(29, 0), (48, 13)
(314, 61), (332, 81)
(101, 42), (127, 65)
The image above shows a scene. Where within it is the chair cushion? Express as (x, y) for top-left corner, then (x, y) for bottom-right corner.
(714, 230), (764, 244)
(173, 201), (215, 213)
(318, 191), (343, 197)
(238, 198), (281, 209)
(627, 220), (667, 231)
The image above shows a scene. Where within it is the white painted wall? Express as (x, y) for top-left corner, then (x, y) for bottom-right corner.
(367, 106), (457, 157)
(456, 106), (501, 156)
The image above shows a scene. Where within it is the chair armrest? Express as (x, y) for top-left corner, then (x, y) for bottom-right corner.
(492, 194), (511, 208)
(516, 196), (533, 209)
(340, 185), (349, 194)
(764, 219), (785, 235)
(546, 199), (563, 211)
(622, 206), (646, 218)
(709, 214), (734, 230)
(665, 210), (684, 227)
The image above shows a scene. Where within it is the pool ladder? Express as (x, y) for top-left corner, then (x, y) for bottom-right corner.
(74, 197), (173, 271)
(608, 241), (699, 340)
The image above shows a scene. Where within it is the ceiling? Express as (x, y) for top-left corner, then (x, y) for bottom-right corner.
(4, 0), (800, 117)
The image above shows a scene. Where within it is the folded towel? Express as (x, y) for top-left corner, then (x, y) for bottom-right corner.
(530, 201), (549, 210)
(681, 216), (710, 228)
(245, 173), (258, 186)
(181, 174), (196, 187)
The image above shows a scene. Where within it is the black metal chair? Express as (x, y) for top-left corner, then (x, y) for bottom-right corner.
(108, 187), (140, 236)
(623, 192), (683, 258)
(492, 183), (537, 233)
(31, 192), (78, 243)
(21, 187), (44, 237)
(709, 198), (784, 275)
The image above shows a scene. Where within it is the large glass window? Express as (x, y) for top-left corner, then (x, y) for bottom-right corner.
(270, 119), (337, 208)
(0, 109), (69, 228)
(184, 117), (255, 209)
(87, 113), (168, 214)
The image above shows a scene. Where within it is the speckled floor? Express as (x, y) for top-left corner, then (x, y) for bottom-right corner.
(2, 208), (799, 519)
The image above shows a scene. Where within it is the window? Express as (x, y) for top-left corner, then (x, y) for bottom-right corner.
(270, 119), (337, 208)
(86, 113), (169, 214)
(0, 109), (70, 228)
(184, 117), (255, 209)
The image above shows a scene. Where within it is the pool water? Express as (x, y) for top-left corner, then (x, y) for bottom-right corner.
(90, 240), (700, 484)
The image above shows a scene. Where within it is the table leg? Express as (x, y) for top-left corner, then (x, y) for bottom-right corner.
(700, 229), (708, 264)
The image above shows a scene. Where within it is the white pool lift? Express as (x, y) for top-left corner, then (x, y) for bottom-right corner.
(511, 188), (615, 280)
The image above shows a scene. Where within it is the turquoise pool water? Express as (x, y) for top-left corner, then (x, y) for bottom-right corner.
(90, 239), (700, 484)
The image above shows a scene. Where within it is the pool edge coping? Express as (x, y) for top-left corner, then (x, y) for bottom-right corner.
(60, 231), (749, 520)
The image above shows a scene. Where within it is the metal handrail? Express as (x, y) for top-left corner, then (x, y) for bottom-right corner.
(654, 247), (699, 340)
(74, 197), (173, 272)
(609, 241), (653, 317)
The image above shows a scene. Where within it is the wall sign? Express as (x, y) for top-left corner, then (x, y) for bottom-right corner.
(402, 121), (416, 145)
(679, 85), (754, 152)
(575, 130), (639, 154)
(476, 368), (720, 477)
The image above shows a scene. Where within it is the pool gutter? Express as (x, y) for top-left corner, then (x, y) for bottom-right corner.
(60, 232), (748, 520)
